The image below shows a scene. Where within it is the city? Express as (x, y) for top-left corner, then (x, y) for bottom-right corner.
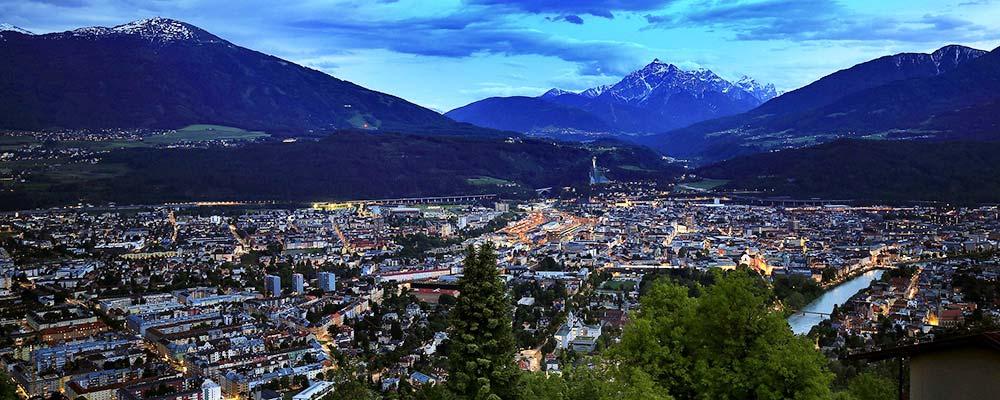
(1, 185), (998, 399)
(3, 1), (1000, 399)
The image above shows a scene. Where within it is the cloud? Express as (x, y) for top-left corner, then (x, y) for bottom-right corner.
(284, 14), (648, 76)
(644, 0), (998, 43)
(464, 0), (677, 18)
(0, 0), (651, 78)
(561, 15), (584, 24)
(458, 82), (551, 98)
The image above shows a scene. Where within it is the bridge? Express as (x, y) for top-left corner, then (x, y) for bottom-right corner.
(365, 194), (497, 206)
(726, 195), (852, 207)
(312, 194), (497, 210)
(790, 310), (832, 317)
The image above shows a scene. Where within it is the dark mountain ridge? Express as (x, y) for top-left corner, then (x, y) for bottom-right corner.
(643, 44), (993, 163)
(0, 130), (682, 210)
(0, 18), (488, 136)
(697, 139), (1000, 204)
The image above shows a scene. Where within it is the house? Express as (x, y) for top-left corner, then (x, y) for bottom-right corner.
(553, 312), (602, 353)
(849, 331), (1000, 400)
(408, 371), (437, 386)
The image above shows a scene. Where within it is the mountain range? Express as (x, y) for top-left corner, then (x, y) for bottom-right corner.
(446, 59), (777, 136)
(0, 18), (490, 136)
(0, 18), (683, 209)
(641, 44), (995, 163)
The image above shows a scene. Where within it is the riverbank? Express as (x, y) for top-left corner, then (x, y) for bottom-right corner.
(787, 269), (885, 335)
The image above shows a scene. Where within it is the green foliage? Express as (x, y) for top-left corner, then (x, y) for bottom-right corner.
(447, 244), (519, 400)
(322, 358), (380, 400)
(833, 372), (896, 400)
(536, 256), (561, 271)
(0, 370), (17, 400)
(519, 365), (671, 400)
(612, 269), (834, 400)
(773, 274), (824, 312)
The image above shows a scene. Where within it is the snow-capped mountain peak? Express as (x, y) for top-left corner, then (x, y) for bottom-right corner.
(112, 17), (200, 41)
(66, 17), (222, 43)
(929, 44), (987, 73)
(0, 23), (33, 35)
(600, 59), (777, 105)
(735, 75), (779, 102)
(540, 88), (572, 98)
(580, 84), (610, 98)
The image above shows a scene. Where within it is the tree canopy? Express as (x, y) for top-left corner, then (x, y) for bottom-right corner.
(610, 269), (834, 400)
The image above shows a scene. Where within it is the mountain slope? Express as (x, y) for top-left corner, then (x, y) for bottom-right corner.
(697, 139), (1000, 203)
(445, 96), (611, 133)
(0, 131), (682, 210)
(645, 45), (991, 163)
(446, 60), (776, 137)
(0, 18), (479, 135)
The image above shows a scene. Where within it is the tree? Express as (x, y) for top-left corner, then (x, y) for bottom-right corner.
(822, 268), (837, 283)
(834, 372), (895, 400)
(520, 364), (671, 400)
(612, 269), (834, 400)
(0, 371), (17, 400)
(447, 244), (519, 399)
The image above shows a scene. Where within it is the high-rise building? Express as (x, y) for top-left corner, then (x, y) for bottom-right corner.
(318, 271), (336, 292)
(292, 273), (305, 294)
(265, 274), (281, 297)
(202, 379), (222, 400)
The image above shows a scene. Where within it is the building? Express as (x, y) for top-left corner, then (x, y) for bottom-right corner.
(553, 311), (602, 353)
(292, 381), (335, 400)
(292, 273), (305, 294)
(202, 379), (222, 400)
(378, 268), (451, 283)
(318, 272), (336, 292)
(265, 275), (281, 298)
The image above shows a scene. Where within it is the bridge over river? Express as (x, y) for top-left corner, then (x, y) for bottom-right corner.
(787, 269), (885, 335)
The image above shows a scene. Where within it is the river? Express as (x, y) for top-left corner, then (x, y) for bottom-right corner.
(787, 269), (885, 335)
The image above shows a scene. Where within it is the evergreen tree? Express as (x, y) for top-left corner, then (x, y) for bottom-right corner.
(447, 244), (519, 399)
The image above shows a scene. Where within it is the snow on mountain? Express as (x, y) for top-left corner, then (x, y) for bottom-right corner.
(735, 75), (778, 102)
(540, 88), (572, 98)
(596, 59), (774, 106)
(930, 44), (987, 74)
(580, 85), (610, 98)
(64, 17), (222, 43)
(0, 23), (34, 35)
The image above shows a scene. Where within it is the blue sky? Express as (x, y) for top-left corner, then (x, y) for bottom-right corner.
(2, 0), (999, 111)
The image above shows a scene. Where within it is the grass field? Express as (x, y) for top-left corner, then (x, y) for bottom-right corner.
(46, 163), (130, 183)
(466, 176), (516, 186)
(143, 124), (269, 145)
(618, 164), (657, 172)
(601, 280), (637, 291)
(678, 179), (729, 191)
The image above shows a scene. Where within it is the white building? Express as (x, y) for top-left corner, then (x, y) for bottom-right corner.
(202, 379), (223, 400)
(292, 381), (335, 400)
(553, 312), (603, 353)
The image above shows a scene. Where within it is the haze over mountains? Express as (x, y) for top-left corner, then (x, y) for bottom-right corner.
(642, 44), (994, 163)
(446, 59), (777, 137)
(0, 18), (488, 136)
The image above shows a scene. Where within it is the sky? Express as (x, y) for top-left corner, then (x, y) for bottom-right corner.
(2, 0), (999, 112)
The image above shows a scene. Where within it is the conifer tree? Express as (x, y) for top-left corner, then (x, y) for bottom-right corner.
(447, 243), (519, 399)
